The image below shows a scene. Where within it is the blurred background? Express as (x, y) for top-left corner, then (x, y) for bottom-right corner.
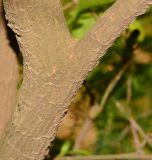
(44, 0), (152, 159)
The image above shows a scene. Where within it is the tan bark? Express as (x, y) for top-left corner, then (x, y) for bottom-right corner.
(0, 0), (151, 160)
(0, 0), (18, 137)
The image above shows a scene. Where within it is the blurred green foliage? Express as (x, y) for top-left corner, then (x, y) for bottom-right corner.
(48, 0), (152, 159)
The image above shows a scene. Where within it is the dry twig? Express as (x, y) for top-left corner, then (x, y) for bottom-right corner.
(63, 0), (78, 11)
(73, 61), (131, 149)
(56, 153), (152, 160)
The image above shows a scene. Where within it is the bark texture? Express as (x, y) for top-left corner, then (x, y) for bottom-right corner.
(0, 0), (18, 137)
(0, 0), (152, 160)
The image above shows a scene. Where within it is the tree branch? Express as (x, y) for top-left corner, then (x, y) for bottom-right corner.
(0, 0), (151, 160)
(73, 0), (152, 77)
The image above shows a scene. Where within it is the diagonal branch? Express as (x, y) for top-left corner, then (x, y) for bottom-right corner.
(72, 0), (152, 78)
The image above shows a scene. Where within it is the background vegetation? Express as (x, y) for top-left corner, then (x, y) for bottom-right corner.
(45, 0), (152, 159)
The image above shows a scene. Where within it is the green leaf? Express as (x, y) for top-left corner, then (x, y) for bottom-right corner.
(67, 0), (115, 30)
(78, 0), (115, 13)
(60, 140), (71, 155)
(71, 13), (96, 38)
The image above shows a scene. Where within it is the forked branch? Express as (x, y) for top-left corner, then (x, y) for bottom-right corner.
(0, 0), (151, 160)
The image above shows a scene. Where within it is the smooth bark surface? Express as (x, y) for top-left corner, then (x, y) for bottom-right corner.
(0, 0), (151, 160)
(0, 0), (18, 137)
